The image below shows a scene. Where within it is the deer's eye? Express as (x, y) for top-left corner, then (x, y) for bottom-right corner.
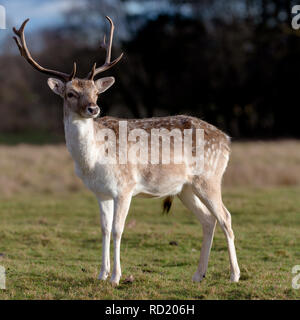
(67, 92), (75, 98)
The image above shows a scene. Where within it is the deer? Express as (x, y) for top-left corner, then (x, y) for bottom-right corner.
(13, 17), (240, 286)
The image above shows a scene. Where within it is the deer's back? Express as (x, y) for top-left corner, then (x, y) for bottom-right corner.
(96, 114), (230, 151)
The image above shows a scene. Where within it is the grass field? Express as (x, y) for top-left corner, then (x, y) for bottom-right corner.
(0, 141), (300, 299)
(0, 187), (299, 299)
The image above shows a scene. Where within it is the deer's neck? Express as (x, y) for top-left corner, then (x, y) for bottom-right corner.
(64, 112), (99, 172)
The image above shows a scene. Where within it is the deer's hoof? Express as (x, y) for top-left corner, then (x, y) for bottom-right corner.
(192, 272), (205, 283)
(98, 271), (109, 281)
(110, 279), (120, 287)
(230, 272), (240, 282)
(110, 274), (121, 286)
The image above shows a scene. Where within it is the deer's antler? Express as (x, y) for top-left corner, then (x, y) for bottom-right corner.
(13, 19), (76, 82)
(87, 16), (123, 80)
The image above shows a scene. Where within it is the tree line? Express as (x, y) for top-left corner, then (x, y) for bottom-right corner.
(0, 0), (299, 139)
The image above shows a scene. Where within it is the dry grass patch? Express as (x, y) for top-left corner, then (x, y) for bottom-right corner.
(1, 140), (300, 197)
(225, 140), (300, 187)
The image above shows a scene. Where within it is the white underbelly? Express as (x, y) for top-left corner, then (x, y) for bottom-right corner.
(132, 182), (184, 198)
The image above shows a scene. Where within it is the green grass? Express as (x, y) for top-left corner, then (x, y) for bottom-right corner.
(0, 187), (299, 299)
(0, 131), (63, 145)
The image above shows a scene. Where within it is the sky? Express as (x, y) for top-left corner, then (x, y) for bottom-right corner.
(1, 0), (79, 28)
(0, 0), (173, 28)
(0, 0), (152, 47)
(0, 0), (93, 49)
(0, 0), (175, 52)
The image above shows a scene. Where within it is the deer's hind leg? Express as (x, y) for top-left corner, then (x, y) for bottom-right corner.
(192, 179), (240, 282)
(178, 185), (217, 282)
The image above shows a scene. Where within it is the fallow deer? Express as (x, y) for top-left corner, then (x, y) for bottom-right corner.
(13, 17), (240, 286)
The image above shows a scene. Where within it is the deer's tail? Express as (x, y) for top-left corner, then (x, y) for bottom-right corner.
(162, 196), (174, 214)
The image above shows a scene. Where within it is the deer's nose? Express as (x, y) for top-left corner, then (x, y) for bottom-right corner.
(86, 105), (100, 116)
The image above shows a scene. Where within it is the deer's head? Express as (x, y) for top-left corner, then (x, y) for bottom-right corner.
(13, 17), (123, 119)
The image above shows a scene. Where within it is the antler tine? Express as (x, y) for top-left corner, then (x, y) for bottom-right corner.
(102, 34), (106, 47)
(86, 16), (123, 80)
(13, 19), (76, 82)
(88, 62), (97, 80)
(105, 16), (114, 64)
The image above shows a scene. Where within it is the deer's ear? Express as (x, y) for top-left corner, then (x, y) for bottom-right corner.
(95, 77), (115, 93)
(47, 78), (65, 97)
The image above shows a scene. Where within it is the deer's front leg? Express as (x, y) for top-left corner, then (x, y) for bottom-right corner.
(98, 197), (114, 281)
(111, 194), (132, 286)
